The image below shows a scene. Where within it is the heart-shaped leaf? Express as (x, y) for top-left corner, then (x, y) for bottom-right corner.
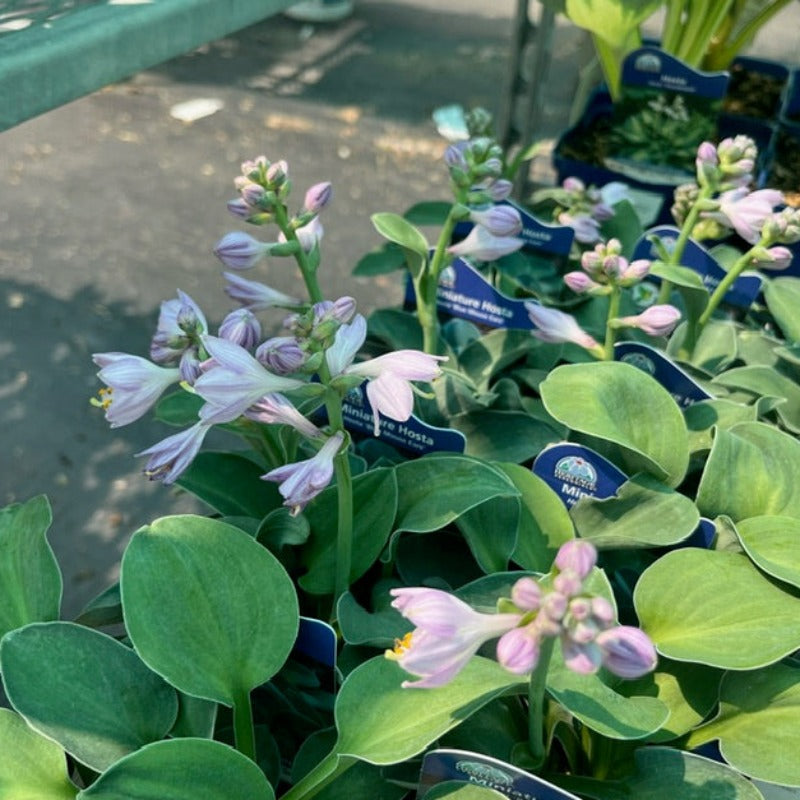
(451, 411), (562, 463)
(0, 622), (177, 771)
(540, 362), (689, 487)
(0, 495), (61, 640)
(734, 515), (800, 589)
(764, 277), (800, 342)
(635, 549), (800, 668)
(121, 515), (298, 705)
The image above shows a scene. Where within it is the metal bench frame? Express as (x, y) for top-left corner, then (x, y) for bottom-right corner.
(0, 0), (295, 131)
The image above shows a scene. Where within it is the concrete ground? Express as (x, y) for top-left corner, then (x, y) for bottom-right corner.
(1, 0), (798, 617)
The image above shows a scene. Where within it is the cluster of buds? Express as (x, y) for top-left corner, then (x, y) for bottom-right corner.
(566, 238), (652, 294)
(386, 539), (657, 688)
(447, 203), (525, 262)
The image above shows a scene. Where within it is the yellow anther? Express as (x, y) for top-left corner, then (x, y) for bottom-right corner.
(393, 631), (413, 655)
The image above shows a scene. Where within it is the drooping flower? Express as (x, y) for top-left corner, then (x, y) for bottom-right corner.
(262, 432), (344, 515)
(386, 587), (522, 688)
(750, 245), (793, 271)
(447, 224), (524, 261)
(92, 353), (181, 428)
(194, 336), (305, 424)
(558, 211), (601, 244)
(244, 393), (322, 439)
(524, 302), (601, 352)
(136, 421), (212, 484)
(223, 272), (299, 311)
(213, 231), (272, 270)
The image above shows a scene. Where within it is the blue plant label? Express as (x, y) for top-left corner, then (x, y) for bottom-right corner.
(621, 47), (729, 100)
(294, 617), (337, 668)
(614, 341), (712, 408)
(341, 382), (466, 455)
(532, 443), (627, 509)
(685, 517), (716, 549)
(405, 256), (534, 330)
(417, 749), (582, 800)
(634, 226), (763, 307)
(453, 199), (575, 257)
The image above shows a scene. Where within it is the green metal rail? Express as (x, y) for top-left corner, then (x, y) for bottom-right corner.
(0, 0), (295, 131)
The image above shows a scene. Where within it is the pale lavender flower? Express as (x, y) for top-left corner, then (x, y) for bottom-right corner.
(496, 626), (540, 674)
(558, 211), (601, 244)
(487, 179), (513, 202)
(386, 587), (521, 688)
(93, 353), (181, 428)
(244, 393), (322, 439)
(303, 181), (333, 214)
(325, 314), (368, 376)
(616, 304), (681, 337)
(447, 224), (524, 261)
(524, 302), (601, 351)
(279, 217), (323, 253)
(214, 231), (271, 270)
(179, 350), (202, 384)
(554, 539), (597, 580)
(218, 309), (261, 350)
(223, 272), (299, 311)
(136, 421), (212, 484)
(256, 336), (307, 374)
(444, 143), (469, 170)
(468, 205), (523, 237)
(194, 336), (305, 424)
(595, 626), (658, 678)
(150, 290), (207, 364)
(241, 183), (267, 207)
(713, 188), (784, 244)
(262, 432), (344, 515)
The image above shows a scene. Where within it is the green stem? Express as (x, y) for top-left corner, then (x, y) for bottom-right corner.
(232, 688), (256, 761)
(697, 240), (762, 330)
(678, 0), (735, 67)
(592, 34), (625, 102)
(527, 636), (556, 770)
(603, 287), (622, 360)
(661, 0), (687, 54)
(273, 203), (324, 303)
(280, 753), (356, 800)
(332, 448), (354, 614)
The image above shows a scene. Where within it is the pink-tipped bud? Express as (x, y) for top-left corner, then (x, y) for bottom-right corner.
(591, 597), (615, 627)
(695, 141), (719, 185)
(525, 302), (601, 352)
(218, 309), (262, 350)
(562, 176), (585, 193)
(568, 597), (592, 622)
(511, 577), (542, 611)
(564, 271), (601, 294)
(304, 181), (333, 214)
(469, 205), (523, 237)
(619, 258), (651, 284)
(595, 626), (657, 678)
(496, 627), (540, 674)
(266, 159), (288, 186)
(580, 250), (603, 276)
(542, 591), (568, 623)
(553, 569), (583, 598)
(227, 198), (251, 220)
(554, 539), (597, 580)
(214, 231), (270, 270)
(617, 304), (682, 337)
(753, 245), (793, 271)
(241, 183), (267, 207)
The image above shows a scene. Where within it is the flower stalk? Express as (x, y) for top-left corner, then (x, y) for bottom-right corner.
(527, 635), (556, 770)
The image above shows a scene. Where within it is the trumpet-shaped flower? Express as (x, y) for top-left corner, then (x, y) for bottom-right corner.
(712, 188), (784, 244)
(244, 393), (322, 438)
(262, 432), (343, 515)
(524, 302), (601, 351)
(468, 205), (523, 237)
(387, 587), (522, 688)
(447, 224), (524, 261)
(92, 353), (181, 428)
(136, 421), (212, 484)
(194, 336), (305, 424)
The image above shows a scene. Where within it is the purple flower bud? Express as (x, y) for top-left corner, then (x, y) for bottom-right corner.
(568, 619), (600, 645)
(179, 349), (202, 384)
(496, 627), (540, 674)
(554, 539), (597, 580)
(695, 141), (719, 185)
(564, 271), (601, 294)
(487, 179), (513, 202)
(568, 597), (592, 622)
(562, 638), (602, 674)
(256, 336), (306, 374)
(218, 309), (262, 350)
(303, 181), (333, 214)
(447, 225), (524, 261)
(580, 250), (603, 276)
(595, 626), (657, 678)
(224, 272), (298, 311)
(562, 176), (585, 193)
(214, 231), (270, 270)
(558, 211), (601, 244)
(619, 258), (651, 283)
(444, 142), (469, 170)
(591, 202), (614, 222)
(241, 155), (268, 179)
(524, 303), (601, 352)
(756, 245), (793, 271)
(602, 254), (623, 279)
(266, 159), (288, 186)
(542, 591), (568, 622)
(137, 422), (211, 485)
(241, 182), (266, 208)
(177, 303), (204, 335)
(227, 198), (251, 220)
(616, 304), (681, 337)
(511, 577), (541, 611)
(469, 205), (523, 237)
(553, 569), (583, 597)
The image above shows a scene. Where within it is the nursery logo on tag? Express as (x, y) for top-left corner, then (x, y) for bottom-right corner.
(619, 351), (656, 375)
(439, 264), (457, 288)
(554, 456), (598, 491)
(634, 52), (662, 73)
(456, 761), (514, 787)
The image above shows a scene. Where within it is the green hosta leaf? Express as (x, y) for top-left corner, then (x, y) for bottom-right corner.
(696, 422), (800, 521)
(336, 590), (407, 648)
(334, 656), (525, 764)
(564, 0), (661, 49)
(451, 411), (561, 463)
(617, 657), (722, 743)
(713, 365), (800, 433)
(170, 693), (217, 739)
(424, 783), (509, 799)
(556, 747), (763, 800)
(367, 308), (424, 351)
(688, 662), (800, 787)
(404, 201), (452, 226)
(77, 738), (274, 800)
(154, 390), (203, 427)
(394, 455), (519, 534)
(300, 468), (398, 594)
(455, 495), (519, 573)
(121, 515), (298, 705)
(540, 362), (689, 487)
(570, 473), (700, 548)
(370, 213), (429, 278)
(176, 451), (281, 518)
(0, 495), (61, 639)
(458, 329), (537, 392)
(635, 549), (800, 668)
(652, 262), (709, 328)
(0, 708), (76, 799)
(0, 622), (177, 772)
(737, 329), (782, 368)
(683, 399), (758, 454)
(352, 242), (406, 276)
(764, 277), (800, 342)
(735, 515), (800, 589)
(685, 320), (738, 374)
